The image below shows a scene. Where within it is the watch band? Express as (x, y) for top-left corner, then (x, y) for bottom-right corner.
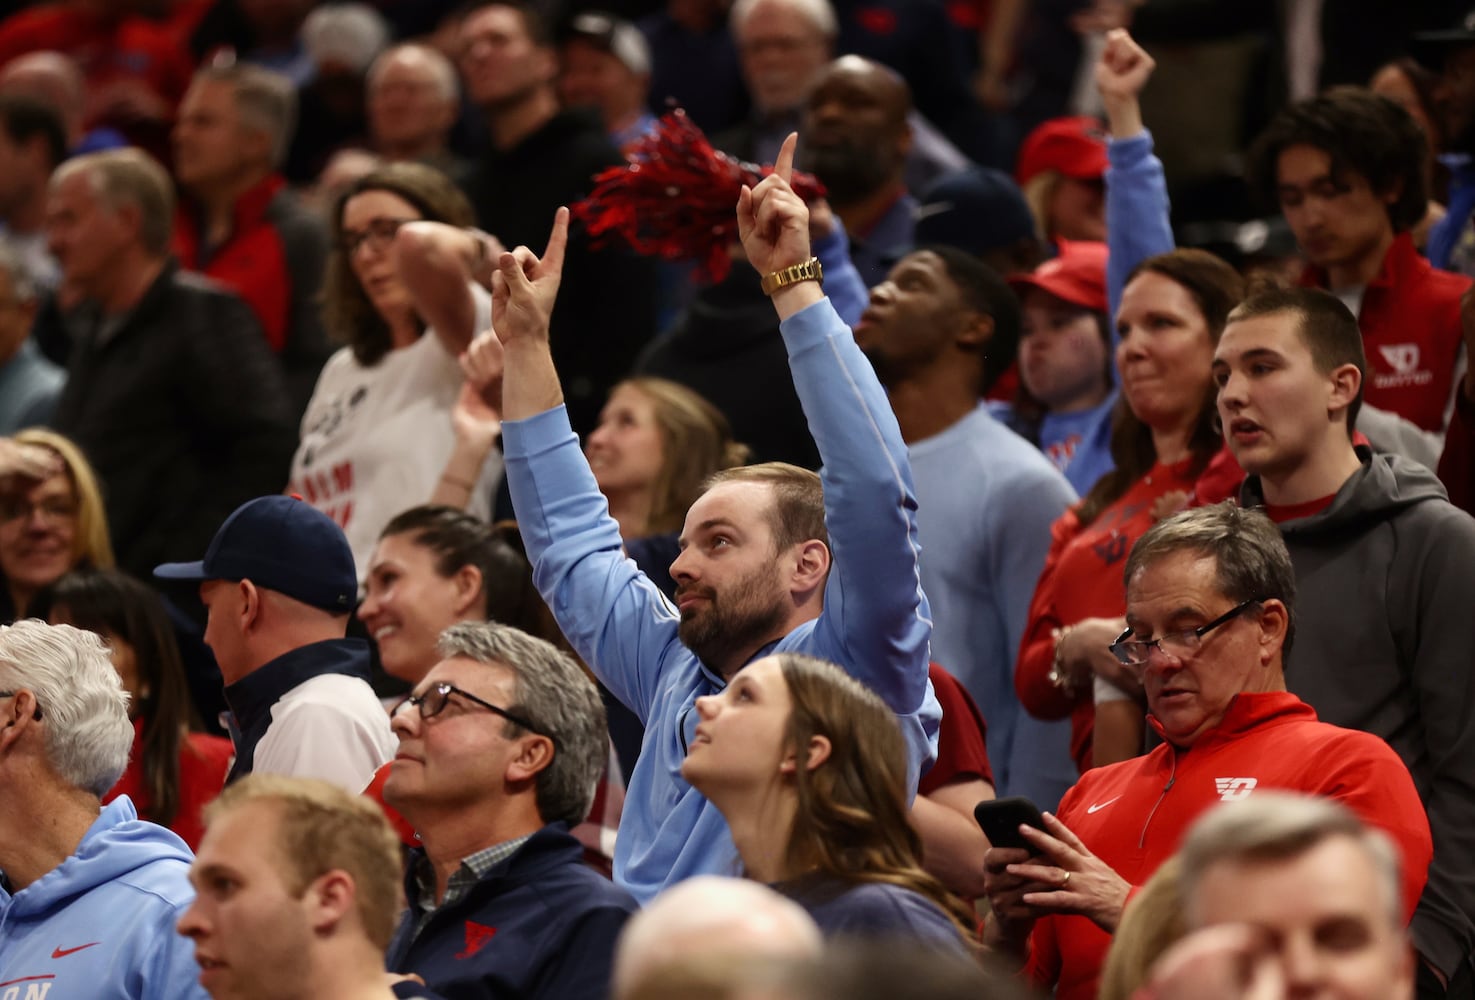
(760, 256), (824, 296)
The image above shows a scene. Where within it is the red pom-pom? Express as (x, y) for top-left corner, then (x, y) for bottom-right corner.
(570, 109), (826, 282)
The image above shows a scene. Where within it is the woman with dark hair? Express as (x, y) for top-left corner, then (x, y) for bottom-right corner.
(681, 650), (976, 952)
(286, 163), (503, 580)
(42, 569), (232, 849)
(357, 506), (555, 686)
(1014, 249), (1245, 773)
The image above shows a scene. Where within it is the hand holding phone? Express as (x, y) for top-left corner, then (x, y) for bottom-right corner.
(974, 796), (1047, 850)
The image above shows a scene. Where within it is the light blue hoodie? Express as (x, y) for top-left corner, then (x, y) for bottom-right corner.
(0, 797), (207, 1000)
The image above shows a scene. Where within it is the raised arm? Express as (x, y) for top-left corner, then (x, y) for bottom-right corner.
(741, 134), (937, 777)
(393, 222), (502, 357)
(496, 209), (681, 720)
(1099, 28), (1175, 328)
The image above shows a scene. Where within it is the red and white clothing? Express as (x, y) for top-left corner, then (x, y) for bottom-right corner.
(1300, 233), (1470, 438)
(286, 286), (500, 580)
(1016, 451), (1241, 771)
(1021, 691), (1432, 1000)
(103, 717), (233, 851)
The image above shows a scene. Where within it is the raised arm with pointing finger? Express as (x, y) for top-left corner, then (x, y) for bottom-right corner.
(496, 134), (939, 904)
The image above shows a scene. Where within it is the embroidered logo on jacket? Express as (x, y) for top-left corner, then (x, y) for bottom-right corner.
(1374, 345), (1433, 389)
(50, 943), (99, 959)
(1214, 777), (1257, 800)
(455, 921), (497, 959)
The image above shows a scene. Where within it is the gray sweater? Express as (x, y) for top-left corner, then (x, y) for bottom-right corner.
(1242, 450), (1475, 978)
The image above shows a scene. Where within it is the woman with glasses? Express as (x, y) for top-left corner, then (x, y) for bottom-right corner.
(38, 568), (232, 849)
(0, 429), (113, 623)
(681, 650), (977, 952)
(286, 163), (503, 581)
(1014, 250), (1246, 774)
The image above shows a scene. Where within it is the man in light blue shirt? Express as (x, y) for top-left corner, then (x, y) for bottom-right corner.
(493, 134), (939, 903)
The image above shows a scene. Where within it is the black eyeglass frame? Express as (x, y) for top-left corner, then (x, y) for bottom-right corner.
(392, 682), (548, 740)
(0, 690), (42, 721)
(1109, 598), (1265, 667)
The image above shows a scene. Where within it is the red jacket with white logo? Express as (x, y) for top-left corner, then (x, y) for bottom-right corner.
(1021, 691), (1432, 1000)
(1299, 233), (1470, 432)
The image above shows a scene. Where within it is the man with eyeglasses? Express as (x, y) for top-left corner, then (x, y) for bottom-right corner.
(0, 620), (208, 999)
(380, 621), (637, 1000)
(981, 501), (1432, 1000)
(155, 494), (395, 794)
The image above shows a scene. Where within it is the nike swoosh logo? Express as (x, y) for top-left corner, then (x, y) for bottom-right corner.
(913, 200), (956, 221)
(51, 943), (100, 959)
(1086, 795), (1123, 814)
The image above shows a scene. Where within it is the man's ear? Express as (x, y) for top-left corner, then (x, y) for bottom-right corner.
(780, 734), (832, 774)
(0, 689), (40, 751)
(304, 870), (357, 936)
(957, 311), (994, 351)
(506, 735), (555, 784)
(1327, 363), (1362, 419)
(239, 579), (262, 632)
(1256, 599), (1290, 665)
(790, 540), (830, 596)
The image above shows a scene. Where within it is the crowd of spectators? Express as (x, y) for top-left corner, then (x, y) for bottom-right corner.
(3, 1), (1475, 999)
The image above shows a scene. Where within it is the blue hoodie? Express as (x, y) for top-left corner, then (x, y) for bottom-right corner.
(0, 797), (208, 1000)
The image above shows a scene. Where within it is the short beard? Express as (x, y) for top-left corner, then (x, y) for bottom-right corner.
(677, 578), (790, 675)
(801, 140), (898, 206)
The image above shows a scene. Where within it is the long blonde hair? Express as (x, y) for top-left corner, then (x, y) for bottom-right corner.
(1098, 856), (1186, 1000)
(12, 428), (114, 573)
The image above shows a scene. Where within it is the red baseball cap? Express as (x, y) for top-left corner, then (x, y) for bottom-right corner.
(1015, 116), (1109, 186)
(1007, 240), (1109, 313)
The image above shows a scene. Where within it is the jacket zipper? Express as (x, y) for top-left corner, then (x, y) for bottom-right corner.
(1138, 749), (1178, 849)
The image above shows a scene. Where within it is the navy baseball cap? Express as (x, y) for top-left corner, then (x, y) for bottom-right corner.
(915, 166), (1038, 258)
(154, 495), (358, 613)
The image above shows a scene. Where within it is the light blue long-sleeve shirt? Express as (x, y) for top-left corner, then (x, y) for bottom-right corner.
(1105, 129), (1177, 334)
(503, 296), (939, 904)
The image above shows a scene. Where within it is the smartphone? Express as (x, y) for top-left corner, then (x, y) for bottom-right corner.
(974, 796), (1047, 850)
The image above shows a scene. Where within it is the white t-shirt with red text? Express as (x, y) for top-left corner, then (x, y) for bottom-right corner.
(287, 285), (500, 579)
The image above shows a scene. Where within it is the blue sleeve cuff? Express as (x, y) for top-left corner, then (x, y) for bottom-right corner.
(778, 297), (847, 354)
(502, 404), (578, 459)
(1107, 130), (1154, 168)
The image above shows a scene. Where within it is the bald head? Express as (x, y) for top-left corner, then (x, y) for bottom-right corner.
(0, 51), (84, 142)
(612, 876), (823, 1000)
(800, 55), (911, 204)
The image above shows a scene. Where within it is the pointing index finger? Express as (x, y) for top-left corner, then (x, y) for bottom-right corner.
(774, 132), (797, 185)
(541, 207), (570, 274)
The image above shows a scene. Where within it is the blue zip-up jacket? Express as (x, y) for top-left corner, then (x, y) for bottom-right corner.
(503, 296), (939, 904)
(0, 797), (207, 1000)
(386, 825), (637, 1000)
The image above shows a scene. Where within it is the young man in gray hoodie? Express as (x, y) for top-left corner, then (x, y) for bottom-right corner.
(1212, 283), (1475, 1000)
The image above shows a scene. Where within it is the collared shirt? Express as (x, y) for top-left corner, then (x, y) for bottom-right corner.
(408, 836), (534, 941)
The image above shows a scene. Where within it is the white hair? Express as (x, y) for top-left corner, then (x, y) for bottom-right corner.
(730, 0), (838, 39)
(302, 3), (391, 75)
(612, 876), (824, 999)
(367, 43), (460, 105)
(0, 620), (132, 796)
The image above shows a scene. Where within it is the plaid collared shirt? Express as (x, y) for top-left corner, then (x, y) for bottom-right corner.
(408, 835), (533, 941)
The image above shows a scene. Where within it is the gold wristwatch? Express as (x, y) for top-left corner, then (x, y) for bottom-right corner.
(760, 256), (824, 296)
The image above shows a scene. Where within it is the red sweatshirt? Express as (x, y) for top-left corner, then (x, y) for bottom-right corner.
(1021, 691), (1432, 1000)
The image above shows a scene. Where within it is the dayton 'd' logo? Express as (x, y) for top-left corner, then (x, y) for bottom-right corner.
(1214, 777), (1257, 800)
